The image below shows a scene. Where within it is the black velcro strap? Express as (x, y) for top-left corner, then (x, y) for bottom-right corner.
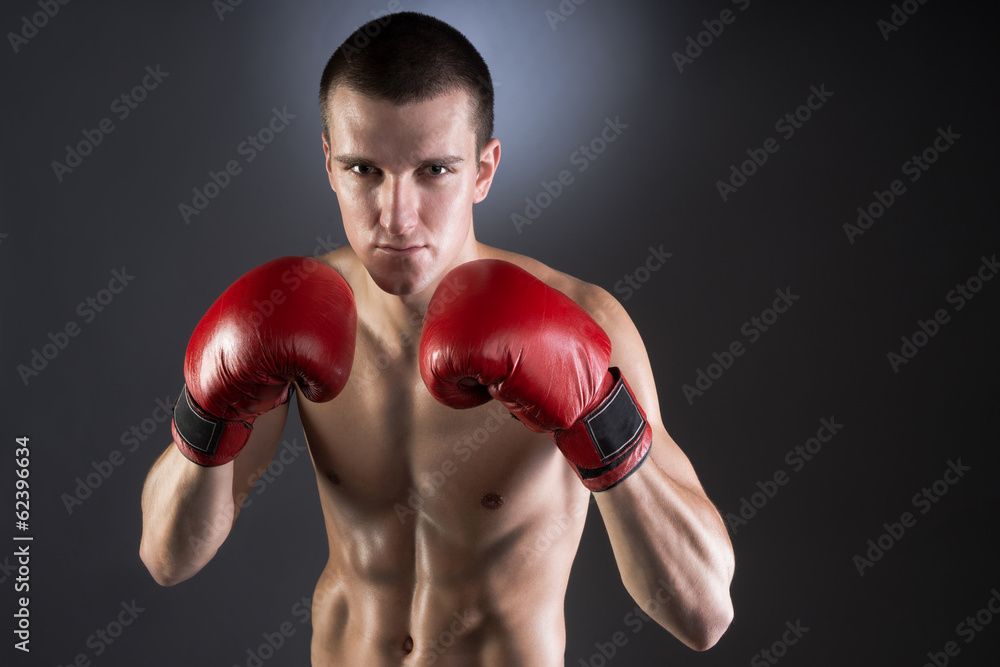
(578, 437), (651, 483)
(172, 385), (223, 456)
(583, 368), (647, 462)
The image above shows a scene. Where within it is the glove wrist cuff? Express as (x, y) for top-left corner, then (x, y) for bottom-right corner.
(555, 368), (652, 492)
(171, 385), (252, 466)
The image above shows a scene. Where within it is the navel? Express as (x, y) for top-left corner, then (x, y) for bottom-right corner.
(325, 469), (341, 485)
(402, 636), (414, 654)
(481, 491), (504, 510)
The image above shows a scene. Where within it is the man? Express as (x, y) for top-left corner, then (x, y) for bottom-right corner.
(140, 11), (734, 665)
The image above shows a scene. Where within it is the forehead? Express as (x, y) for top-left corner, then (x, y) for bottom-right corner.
(327, 87), (475, 160)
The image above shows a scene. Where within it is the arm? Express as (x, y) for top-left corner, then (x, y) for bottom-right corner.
(583, 286), (735, 650)
(139, 255), (357, 586)
(139, 401), (288, 586)
(418, 259), (734, 649)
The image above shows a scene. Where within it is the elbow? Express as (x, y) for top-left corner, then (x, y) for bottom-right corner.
(139, 540), (192, 588)
(685, 597), (734, 651)
(147, 568), (184, 588)
(632, 580), (734, 652)
(687, 538), (736, 650)
(147, 570), (183, 588)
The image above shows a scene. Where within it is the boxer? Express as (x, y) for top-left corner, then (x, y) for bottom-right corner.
(140, 12), (734, 666)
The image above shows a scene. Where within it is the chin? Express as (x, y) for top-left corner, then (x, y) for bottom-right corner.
(365, 257), (434, 296)
(371, 273), (422, 295)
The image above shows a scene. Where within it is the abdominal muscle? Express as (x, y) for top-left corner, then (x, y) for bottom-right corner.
(298, 380), (592, 667)
(308, 515), (572, 666)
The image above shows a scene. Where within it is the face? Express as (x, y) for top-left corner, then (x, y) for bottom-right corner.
(322, 86), (500, 296)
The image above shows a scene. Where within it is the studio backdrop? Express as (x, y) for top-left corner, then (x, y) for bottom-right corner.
(1, 0), (997, 665)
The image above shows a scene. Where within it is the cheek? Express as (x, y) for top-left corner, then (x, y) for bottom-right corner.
(335, 190), (375, 244)
(336, 184), (375, 219)
(420, 194), (464, 240)
(425, 177), (476, 222)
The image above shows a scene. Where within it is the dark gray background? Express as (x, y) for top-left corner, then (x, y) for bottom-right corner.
(2, 0), (998, 665)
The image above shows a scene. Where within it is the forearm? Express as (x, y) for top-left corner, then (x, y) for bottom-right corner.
(139, 445), (236, 586)
(594, 452), (734, 650)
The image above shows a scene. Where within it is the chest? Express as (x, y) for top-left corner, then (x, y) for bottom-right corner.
(295, 325), (573, 528)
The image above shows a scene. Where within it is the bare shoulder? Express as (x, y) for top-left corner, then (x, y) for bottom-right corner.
(314, 245), (363, 286)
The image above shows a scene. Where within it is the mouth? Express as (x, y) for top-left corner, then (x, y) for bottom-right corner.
(375, 244), (424, 257)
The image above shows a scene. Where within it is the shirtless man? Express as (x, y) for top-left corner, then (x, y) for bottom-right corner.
(139, 12), (734, 666)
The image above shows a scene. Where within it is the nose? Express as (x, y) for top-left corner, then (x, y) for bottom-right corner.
(378, 176), (418, 236)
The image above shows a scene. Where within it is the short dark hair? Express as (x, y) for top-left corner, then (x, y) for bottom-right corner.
(319, 12), (494, 156)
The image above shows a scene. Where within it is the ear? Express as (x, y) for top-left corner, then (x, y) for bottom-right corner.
(322, 132), (337, 193)
(473, 137), (501, 204)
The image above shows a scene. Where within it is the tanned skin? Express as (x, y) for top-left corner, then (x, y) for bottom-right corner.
(140, 87), (734, 666)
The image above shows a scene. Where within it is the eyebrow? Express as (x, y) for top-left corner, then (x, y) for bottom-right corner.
(333, 154), (466, 168)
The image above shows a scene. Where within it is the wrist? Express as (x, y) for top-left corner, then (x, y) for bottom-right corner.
(171, 385), (253, 466)
(554, 368), (652, 492)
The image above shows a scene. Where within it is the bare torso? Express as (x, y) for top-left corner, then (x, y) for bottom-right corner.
(299, 246), (592, 666)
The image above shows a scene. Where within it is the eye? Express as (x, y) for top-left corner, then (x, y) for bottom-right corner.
(426, 164), (449, 177)
(349, 164), (376, 176)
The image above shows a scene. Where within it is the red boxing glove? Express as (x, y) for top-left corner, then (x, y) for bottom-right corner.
(419, 259), (651, 491)
(172, 256), (357, 466)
